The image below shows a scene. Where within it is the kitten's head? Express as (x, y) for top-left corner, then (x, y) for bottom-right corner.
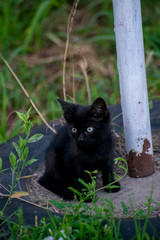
(58, 97), (111, 149)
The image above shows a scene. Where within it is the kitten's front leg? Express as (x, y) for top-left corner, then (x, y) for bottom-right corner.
(39, 147), (75, 200)
(101, 159), (120, 192)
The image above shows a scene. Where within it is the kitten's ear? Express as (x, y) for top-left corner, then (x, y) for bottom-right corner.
(58, 98), (75, 122)
(90, 97), (110, 121)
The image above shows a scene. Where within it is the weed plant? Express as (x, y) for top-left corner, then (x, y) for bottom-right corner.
(0, 108), (43, 226)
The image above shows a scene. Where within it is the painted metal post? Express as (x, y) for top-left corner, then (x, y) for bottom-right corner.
(112, 0), (154, 177)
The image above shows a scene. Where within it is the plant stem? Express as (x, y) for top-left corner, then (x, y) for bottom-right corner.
(95, 161), (128, 194)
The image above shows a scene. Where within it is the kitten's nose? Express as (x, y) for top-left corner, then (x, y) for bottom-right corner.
(78, 133), (84, 144)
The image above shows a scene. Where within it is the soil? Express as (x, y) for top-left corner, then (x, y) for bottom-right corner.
(26, 129), (160, 218)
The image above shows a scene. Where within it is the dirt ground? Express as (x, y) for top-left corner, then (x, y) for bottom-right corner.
(26, 131), (160, 217)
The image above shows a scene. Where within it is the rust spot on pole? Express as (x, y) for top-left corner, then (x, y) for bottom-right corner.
(127, 139), (155, 178)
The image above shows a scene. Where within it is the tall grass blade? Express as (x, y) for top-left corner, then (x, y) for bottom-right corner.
(23, 0), (51, 51)
(0, 73), (7, 141)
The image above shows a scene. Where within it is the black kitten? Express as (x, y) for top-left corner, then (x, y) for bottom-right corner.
(39, 97), (120, 200)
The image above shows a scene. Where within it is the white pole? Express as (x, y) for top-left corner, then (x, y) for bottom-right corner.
(112, 0), (154, 177)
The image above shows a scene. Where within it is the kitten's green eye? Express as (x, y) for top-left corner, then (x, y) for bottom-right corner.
(72, 128), (77, 133)
(87, 127), (94, 133)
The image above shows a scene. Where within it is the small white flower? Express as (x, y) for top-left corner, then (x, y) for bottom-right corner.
(43, 236), (54, 240)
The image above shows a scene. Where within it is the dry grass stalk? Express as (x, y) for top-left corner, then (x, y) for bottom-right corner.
(0, 54), (57, 134)
(79, 56), (91, 104)
(72, 61), (76, 103)
(0, 192), (59, 212)
(63, 0), (80, 101)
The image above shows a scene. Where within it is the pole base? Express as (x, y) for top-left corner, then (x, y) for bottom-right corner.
(127, 139), (155, 178)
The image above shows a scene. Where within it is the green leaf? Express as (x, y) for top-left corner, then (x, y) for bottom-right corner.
(118, 164), (126, 172)
(121, 202), (128, 214)
(0, 211), (3, 218)
(16, 111), (27, 122)
(0, 169), (7, 173)
(0, 157), (2, 170)
(26, 107), (32, 120)
(23, 159), (38, 168)
(105, 199), (114, 210)
(16, 108), (31, 123)
(9, 152), (17, 169)
(13, 142), (20, 156)
(19, 136), (26, 149)
(24, 121), (33, 137)
(91, 170), (98, 175)
(85, 170), (98, 175)
(28, 134), (43, 143)
(68, 187), (82, 197)
(113, 172), (120, 179)
(78, 178), (89, 189)
(81, 203), (92, 211)
(114, 157), (126, 164)
(22, 147), (29, 161)
(143, 233), (150, 240)
(136, 209), (145, 218)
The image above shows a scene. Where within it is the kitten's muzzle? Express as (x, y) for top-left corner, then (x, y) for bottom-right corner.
(77, 133), (85, 145)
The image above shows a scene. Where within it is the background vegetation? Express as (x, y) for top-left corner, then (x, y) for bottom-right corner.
(0, 0), (160, 143)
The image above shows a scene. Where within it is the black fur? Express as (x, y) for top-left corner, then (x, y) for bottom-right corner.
(39, 97), (120, 200)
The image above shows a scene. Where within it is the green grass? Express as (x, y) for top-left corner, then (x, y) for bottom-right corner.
(2, 171), (159, 240)
(0, 0), (160, 143)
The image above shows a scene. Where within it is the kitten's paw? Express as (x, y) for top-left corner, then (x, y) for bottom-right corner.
(105, 181), (120, 193)
(62, 191), (75, 201)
